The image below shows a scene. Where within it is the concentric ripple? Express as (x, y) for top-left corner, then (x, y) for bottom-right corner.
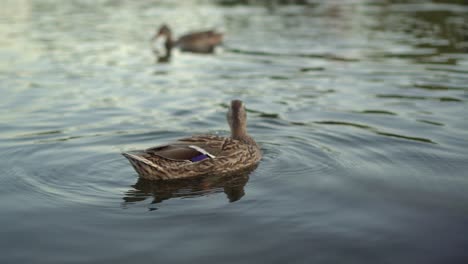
(1, 143), (130, 208)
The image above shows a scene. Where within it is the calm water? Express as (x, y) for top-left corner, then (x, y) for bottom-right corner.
(1, 0), (468, 263)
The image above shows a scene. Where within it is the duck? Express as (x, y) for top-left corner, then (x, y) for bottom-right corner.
(122, 100), (261, 180)
(152, 24), (223, 54)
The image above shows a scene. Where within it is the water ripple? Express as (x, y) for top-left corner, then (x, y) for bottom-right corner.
(1, 144), (130, 208)
(315, 120), (436, 144)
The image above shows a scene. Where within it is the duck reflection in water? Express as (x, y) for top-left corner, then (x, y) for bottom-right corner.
(123, 168), (254, 210)
(151, 24), (223, 62)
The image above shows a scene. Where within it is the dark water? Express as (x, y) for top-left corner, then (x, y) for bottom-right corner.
(1, 0), (468, 263)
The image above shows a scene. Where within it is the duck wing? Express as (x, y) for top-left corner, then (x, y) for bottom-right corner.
(130, 135), (228, 162)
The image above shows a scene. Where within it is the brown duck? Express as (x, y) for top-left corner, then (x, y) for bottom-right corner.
(122, 100), (261, 180)
(152, 24), (223, 54)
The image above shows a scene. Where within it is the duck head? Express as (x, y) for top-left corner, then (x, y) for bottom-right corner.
(227, 100), (248, 141)
(153, 24), (172, 41)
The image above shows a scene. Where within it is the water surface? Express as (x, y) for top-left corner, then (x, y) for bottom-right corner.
(1, 0), (468, 263)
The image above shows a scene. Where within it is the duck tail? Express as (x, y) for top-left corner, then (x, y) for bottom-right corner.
(122, 152), (170, 180)
(211, 32), (223, 45)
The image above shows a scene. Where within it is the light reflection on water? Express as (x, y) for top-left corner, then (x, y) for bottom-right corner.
(1, 0), (468, 263)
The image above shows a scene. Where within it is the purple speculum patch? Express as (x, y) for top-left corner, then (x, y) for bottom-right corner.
(190, 154), (208, 162)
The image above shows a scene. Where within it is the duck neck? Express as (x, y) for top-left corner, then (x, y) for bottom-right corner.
(231, 127), (254, 144)
(165, 35), (174, 48)
(165, 41), (173, 55)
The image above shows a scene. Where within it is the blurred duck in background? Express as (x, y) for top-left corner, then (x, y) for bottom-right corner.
(151, 24), (223, 59)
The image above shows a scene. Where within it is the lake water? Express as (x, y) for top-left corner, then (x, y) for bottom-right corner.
(1, 0), (467, 263)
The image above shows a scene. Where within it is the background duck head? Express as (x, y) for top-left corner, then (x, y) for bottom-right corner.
(152, 24), (173, 50)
